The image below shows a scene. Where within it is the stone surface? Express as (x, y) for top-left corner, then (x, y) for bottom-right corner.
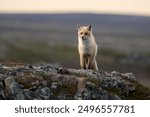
(4, 77), (25, 99)
(0, 64), (149, 100)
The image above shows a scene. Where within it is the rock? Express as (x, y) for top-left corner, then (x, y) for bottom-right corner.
(0, 64), (149, 100)
(24, 89), (35, 99)
(124, 83), (136, 95)
(31, 80), (40, 87)
(35, 87), (52, 100)
(51, 82), (58, 92)
(122, 73), (136, 81)
(108, 94), (121, 100)
(81, 82), (108, 100)
(74, 92), (82, 100)
(11, 71), (17, 76)
(57, 68), (69, 74)
(111, 71), (122, 77)
(4, 77), (25, 100)
(0, 82), (5, 99)
(128, 85), (136, 92)
(41, 80), (48, 87)
(0, 74), (5, 81)
(28, 64), (33, 69)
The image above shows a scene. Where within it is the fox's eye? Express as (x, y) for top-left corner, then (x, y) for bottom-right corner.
(80, 32), (83, 35)
(85, 32), (88, 36)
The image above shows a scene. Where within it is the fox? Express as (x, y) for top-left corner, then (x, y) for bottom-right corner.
(77, 25), (98, 71)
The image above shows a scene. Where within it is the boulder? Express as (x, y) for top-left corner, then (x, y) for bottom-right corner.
(0, 64), (149, 100)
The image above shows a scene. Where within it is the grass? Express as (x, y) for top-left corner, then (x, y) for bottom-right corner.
(99, 48), (127, 59)
(4, 41), (78, 63)
(4, 40), (127, 64)
(126, 81), (150, 100)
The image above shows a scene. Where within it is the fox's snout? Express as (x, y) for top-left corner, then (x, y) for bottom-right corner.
(79, 32), (90, 40)
(81, 35), (86, 40)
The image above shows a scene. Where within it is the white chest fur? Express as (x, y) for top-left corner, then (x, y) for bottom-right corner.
(78, 37), (96, 55)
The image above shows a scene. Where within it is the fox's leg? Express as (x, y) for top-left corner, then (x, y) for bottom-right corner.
(88, 57), (98, 71)
(87, 54), (95, 69)
(93, 59), (98, 71)
(80, 55), (86, 69)
(87, 57), (92, 69)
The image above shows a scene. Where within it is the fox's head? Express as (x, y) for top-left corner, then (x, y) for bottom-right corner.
(78, 25), (92, 40)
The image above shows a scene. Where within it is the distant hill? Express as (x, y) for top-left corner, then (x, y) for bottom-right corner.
(0, 13), (150, 51)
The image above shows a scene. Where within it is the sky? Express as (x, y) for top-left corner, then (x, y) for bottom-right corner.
(0, 0), (150, 16)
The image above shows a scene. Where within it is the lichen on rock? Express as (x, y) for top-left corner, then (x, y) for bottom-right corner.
(0, 64), (150, 100)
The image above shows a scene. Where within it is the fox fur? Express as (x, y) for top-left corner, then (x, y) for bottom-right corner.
(78, 25), (98, 71)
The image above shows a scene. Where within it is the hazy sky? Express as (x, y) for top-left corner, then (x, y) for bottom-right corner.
(0, 0), (150, 16)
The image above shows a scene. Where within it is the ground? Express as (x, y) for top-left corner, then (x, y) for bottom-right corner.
(0, 63), (150, 100)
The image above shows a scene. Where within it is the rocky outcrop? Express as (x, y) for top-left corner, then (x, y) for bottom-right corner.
(0, 64), (150, 100)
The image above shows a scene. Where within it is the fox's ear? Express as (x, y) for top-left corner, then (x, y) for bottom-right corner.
(88, 25), (92, 31)
(77, 24), (81, 30)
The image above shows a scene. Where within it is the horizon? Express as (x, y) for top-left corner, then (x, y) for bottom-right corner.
(0, 13), (150, 18)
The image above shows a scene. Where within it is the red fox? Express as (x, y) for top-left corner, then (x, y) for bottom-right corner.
(77, 25), (98, 71)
